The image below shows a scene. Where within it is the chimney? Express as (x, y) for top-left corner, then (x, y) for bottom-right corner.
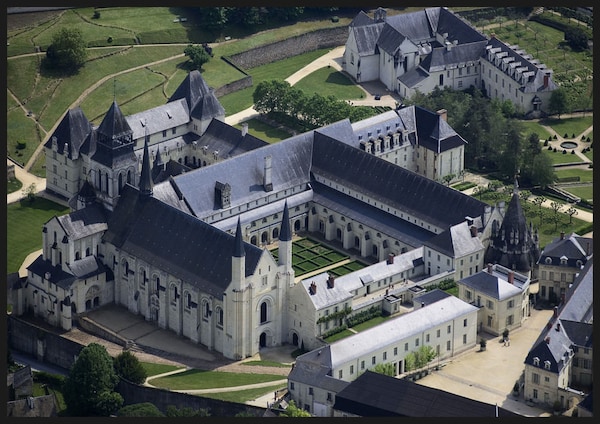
(310, 282), (317, 295)
(560, 232), (565, 240)
(545, 337), (550, 344)
(508, 271), (514, 285)
(470, 225), (477, 237)
(490, 32), (496, 39)
(263, 155), (273, 192)
(327, 275), (335, 289)
(556, 323), (561, 332)
(553, 306), (558, 318)
(241, 122), (248, 137)
(421, 302), (425, 308)
(487, 263), (493, 274)
(387, 253), (394, 265)
(437, 109), (448, 122)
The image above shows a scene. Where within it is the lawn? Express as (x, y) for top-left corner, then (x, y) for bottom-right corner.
(540, 116), (594, 139)
(141, 362), (184, 377)
(147, 369), (284, 390)
(519, 121), (552, 141)
(561, 186), (593, 203)
(234, 119), (292, 144)
(7, 197), (70, 274)
(293, 67), (365, 101)
(200, 383), (287, 404)
(324, 329), (355, 343)
(7, 177), (23, 194)
(542, 148), (585, 165)
(351, 315), (390, 332)
(241, 360), (292, 368)
(554, 167), (593, 183)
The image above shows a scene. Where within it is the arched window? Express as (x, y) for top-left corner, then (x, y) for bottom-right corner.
(75, 251), (81, 260)
(216, 307), (223, 326)
(260, 301), (268, 324)
(203, 300), (211, 319)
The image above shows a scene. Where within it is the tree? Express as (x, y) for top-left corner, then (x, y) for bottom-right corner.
(282, 400), (312, 417)
(442, 173), (455, 186)
(184, 44), (211, 71)
(404, 352), (416, 372)
(564, 26), (589, 51)
(415, 345), (437, 370)
(548, 88), (569, 119)
(165, 405), (210, 417)
(549, 201), (563, 231)
(565, 206), (578, 224)
(62, 343), (123, 416)
(371, 362), (395, 377)
(113, 350), (147, 384)
(22, 183), (36, 202)
(118, 403), (165, 417)
(45, 28), (87, 71)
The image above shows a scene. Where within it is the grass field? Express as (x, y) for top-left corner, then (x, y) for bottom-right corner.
(7, 197), (70, 274)
(561, 185), (593, 203)
(554, 167), (594, 183)
(234, 119), (292, 144)
(271, 237), (352, 277)
(541, 116), (594, 139)
(542, 148), (586, 165)
(147, 369), (284, 390)
(519, 121), (552, 141)
(293, 67), (365, 100)
(200, 383), (287, 403)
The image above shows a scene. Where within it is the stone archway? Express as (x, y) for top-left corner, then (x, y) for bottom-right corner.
(292, 332), (299, 346)
(260, 332), (267, 348)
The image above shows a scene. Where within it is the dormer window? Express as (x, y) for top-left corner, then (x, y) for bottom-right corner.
(544, 360), (551, 370)
(545, 257), (552, 264)
(533, 357), (539, 366)
(560, 256), (568, 265)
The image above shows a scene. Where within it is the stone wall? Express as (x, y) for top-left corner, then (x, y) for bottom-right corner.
(77, 314), (127, 348)
(8, 315), (82, 371)
(117, 379), (267, 417)
(214, 75), (253, 98)
(228, 27), (347, 70)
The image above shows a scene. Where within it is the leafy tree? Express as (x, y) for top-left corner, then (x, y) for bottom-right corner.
(415, 345), (437, 369)
(371, 362), (395, 377)
(548, 88), (569, 119)
(45, 28), (87, 71)
(565, 206), (578, 224)
(549, 201), (563, 231)
(22, 183), (36, 202)
(564, 26), (589, 51)
(62, 343), (123, 416)
(528, 154), (556, 188)
(184, 44), (211, 71)
(165, 405), (210, 416)
(282, 400), (311, 417)
(404, 352), (416, 372)
(118, 402), (165, 417)
(113, 350), (147, 384)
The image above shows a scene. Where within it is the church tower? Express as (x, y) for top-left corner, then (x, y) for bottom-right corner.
(484, 178), (540, 275)
(90, 101), (137, 210)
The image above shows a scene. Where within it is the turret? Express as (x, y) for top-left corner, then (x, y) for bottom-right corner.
(231, 218), (245, 285)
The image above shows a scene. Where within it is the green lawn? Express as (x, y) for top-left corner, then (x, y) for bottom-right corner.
(520, 121), (552, 141)
(7, 177), (23, 194)
(7, 197), (70, 274)
(542, 148), (585, 165)
(241, 360), (292, 368)
(200, 383), (287, 403)
(234, 119), (292, 144)
(561, 186), (593, 203)
(293, 67), (365, 100)
(141, 362), (184, 377)
(554, 167), (594, 183)
(541, 116), (594, 139)
(324, 329), (355, 343)
(351, 315), (390, 332)
(147, 369), (284, 390)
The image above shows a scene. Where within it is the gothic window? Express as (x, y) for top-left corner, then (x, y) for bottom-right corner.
(260, 301), (268, 324)
(203, 300), (211, 319)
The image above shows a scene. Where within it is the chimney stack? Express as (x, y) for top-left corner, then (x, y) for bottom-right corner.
(327, 275), (335, 289)
(310, 282), (317, 295)
(241, 122), (248, 137)
(560, 232), (565, 240)
(487, 263), (493, 274)
(263, 155), (273, 192)
(556, 323), (561, 331)
(470, 225), (477, 237)
(543, 73), (549, 88)
(387, 253), (394, 265)
(545, 337), (550, 344)
(436, 108), (448, 122)
(553, 306), (558, 317)
(508, 271), (514, 285)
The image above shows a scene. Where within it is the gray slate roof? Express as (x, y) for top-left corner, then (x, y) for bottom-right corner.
(459, 267), (525, 301)
(537, 232), (593, 267)
(55, 202), (108, 241)
(102, 185), (263, 298)
(126, 98), (189, 141)
(44, 107), (92, 159)
(333, 370), (520, 417)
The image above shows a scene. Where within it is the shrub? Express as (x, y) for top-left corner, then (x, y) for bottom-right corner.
(572, 133), (576, 138)
(564, 133), (568, 138)
(544, 140), (548, 146)
(16, 141), (26, 150)
(93, 10), (101, 19)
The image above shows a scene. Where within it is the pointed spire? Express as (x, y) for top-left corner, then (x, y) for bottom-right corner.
(138, 128), (153, 197)
(279, 201), (292, 242)
(233, 218), (245, 258)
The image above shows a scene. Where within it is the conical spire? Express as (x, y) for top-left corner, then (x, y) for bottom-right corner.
(233, 218), (245, 258)
(138, 129), (153, 197)
(279, 201), (292, 242)
(96, 100), (132, 143)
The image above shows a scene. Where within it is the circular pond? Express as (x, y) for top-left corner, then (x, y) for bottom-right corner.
(560, 141), (578, 149)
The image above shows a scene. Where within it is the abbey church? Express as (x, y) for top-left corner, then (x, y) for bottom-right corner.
(10, 67), (539, 360)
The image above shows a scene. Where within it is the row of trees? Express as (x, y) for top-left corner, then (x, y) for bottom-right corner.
(188, 7), (343, 29)
(253, 79), (379, 130)
(406, 86), (555, 186)
(370, 345), (438, 378)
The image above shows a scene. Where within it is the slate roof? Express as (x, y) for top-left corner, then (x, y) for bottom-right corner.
(102, 185), (263, 298)
(419, 42), (487, 73)
(398, 66), (430, 88)
(300, 272), (354, 311)
(424, 221), (484, 258)
(333, 370), (520, 417)
(168, 70), (225, 121)
(55, 202), (108, 241)
(413, 105), (467, 153)
(524, 260), (593, 371)
(413, 288), (451, 307)
(537, 232), (593, 267)
(458, 266), (525, 301)
(288, 348), (350, 393)
(349, 10), (373, 27)
(44, 107), (92, 159)
(27, 255), (109, 290)
(126, 98), (189, 141)
(327, 296), (477, 369)
(485, 185), (539, 272)
(96, 101), (133, 142)
(385, 8), (435, 41)
(163, 132), (313, 218)
(376, 23), (406, 56)
(197, 118), (268, 159)
(311, 132), (486, 230)
(350, 23), (383, 56)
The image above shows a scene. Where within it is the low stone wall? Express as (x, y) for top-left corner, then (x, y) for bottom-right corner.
(214, 75), (253, 98)
(77, 314), (127, 348)
(228, 27), (346, 70)
(118, 379), (267, 417)
(8, 315), (82, 371)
